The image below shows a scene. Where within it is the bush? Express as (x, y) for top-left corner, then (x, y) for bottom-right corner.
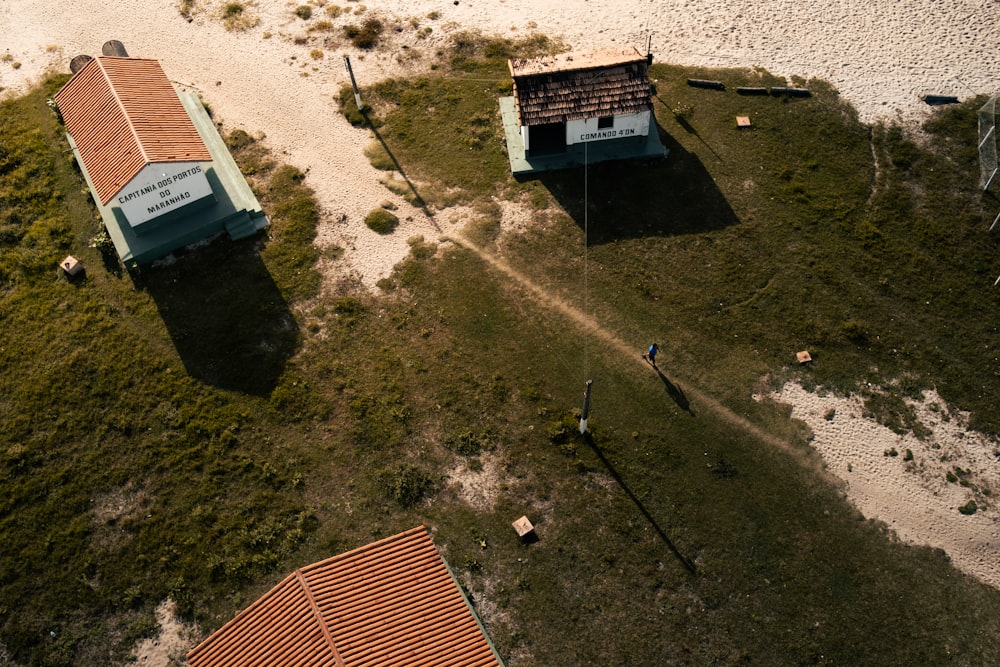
(364, 208), (399, 234)
(222, 2), (259, 31)
(445, 428), (492, 456)
(344, 18), (383, 49)
(840, 319), (870, 345)
(958, 500), (978, 515)
(295, 5), (312, 20)
(378, 463), (436, 507)
(332, 296), (367, 326)
(308, 20), (335, 32)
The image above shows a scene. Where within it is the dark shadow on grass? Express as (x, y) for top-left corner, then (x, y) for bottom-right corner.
(653, 365), (695, 416)
(538, 128), (738, 245)
(654, 94), (723, 162)
(140, 236), (299, 396)
(581, 432), (698, 575)
(361, 109), (439, 231)
(98, 247), (123, 278)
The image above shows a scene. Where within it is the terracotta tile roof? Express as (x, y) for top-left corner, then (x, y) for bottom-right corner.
(53, 56), (211, 205)
(509, 47), (653, 126)
(187, 526), (505, 667)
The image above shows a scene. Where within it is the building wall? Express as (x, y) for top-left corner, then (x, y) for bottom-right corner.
(566, 111), (650, 146)
(115, 161), (214, 229)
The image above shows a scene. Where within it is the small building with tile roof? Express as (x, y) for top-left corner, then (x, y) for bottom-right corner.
(499, 46), (668, 175)
(186, 526), (506, 667)
(54, 53), (267, 266)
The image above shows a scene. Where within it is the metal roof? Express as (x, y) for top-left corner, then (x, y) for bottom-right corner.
(187, 526), (505, 667)
(509, 47), (653, 126)
(53, 57), (212, 205)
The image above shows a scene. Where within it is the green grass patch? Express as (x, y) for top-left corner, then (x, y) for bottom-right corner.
(0, 79), (321, 663)
(4, 37), (1000, 667)
(363, 140), (395, 171)
(364, 207), (399, 234)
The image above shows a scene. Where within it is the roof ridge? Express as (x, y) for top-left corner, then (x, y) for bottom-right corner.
(300, 525), (429, 574)
(295, 568), (346, 667)
(95, 57), (151, 166)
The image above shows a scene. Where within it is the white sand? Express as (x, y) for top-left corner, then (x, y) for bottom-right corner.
(3, 1), (999, 661)
(132, 600), (199, 666)
(759, 383), (1000, 589)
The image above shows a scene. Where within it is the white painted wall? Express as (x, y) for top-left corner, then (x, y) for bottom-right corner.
(115, 162), (213, 227)
(566, 111), (650, 145)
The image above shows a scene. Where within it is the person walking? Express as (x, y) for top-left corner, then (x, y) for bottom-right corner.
(644, 342), (659, 367)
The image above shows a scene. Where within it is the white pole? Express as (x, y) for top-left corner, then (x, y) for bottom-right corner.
(344, 55), (362, 110)
(978, 124), (995, 150)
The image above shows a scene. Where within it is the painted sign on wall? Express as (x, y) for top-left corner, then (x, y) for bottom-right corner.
(117, 162), (214, 228)
(566, 111), (650, 145)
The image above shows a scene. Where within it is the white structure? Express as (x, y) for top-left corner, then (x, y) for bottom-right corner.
(509, 47), (655, 157)
(55, 57), (216, 234)
(54, 52), (267, 266)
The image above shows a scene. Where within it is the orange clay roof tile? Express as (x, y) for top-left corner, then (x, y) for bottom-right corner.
(187, 526), (503, 667)
(53, 56), (211, 205)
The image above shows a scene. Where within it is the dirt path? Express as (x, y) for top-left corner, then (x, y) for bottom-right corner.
(446, 234), (820, 463)
(448, 233), (1000, 590)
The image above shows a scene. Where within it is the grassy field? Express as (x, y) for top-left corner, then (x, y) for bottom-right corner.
(2, 35), (1000, 666)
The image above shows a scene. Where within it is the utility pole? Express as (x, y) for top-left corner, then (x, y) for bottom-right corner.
(344, 55), (362, 110)
(579, 379), (594, 434)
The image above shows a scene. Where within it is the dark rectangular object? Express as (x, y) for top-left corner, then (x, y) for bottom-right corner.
(687, 78), (725, 90)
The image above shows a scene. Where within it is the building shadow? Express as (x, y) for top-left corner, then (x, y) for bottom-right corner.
(655, 366), (695, 416)
(653, 94), (723, 163)
(581, 432), (697, 575)
(536, 128), (738, 245)
(139, 236), (299, 396)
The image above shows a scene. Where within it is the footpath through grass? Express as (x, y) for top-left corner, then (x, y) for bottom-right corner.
(2, 35), (1000, 665)
(340, 34), (1000, 664)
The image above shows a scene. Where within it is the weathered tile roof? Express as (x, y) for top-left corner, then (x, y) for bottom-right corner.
(187, 526), (504, 667)
(509, 47), (653, 126)
(53, 56), (211, 205)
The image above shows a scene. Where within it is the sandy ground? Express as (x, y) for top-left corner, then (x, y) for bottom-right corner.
(132, 600), (198, 666)
(3, 0), (1000, 662)
(759, 383), (1000, 588)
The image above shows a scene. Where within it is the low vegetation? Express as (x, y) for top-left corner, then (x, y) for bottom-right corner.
(363, 207), (399, 234)
(2, 33), (999, 666)
(343, 18), (383, 50)
(221, 2), (258, 32)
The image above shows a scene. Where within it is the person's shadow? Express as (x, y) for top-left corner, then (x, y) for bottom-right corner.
(648, 362), (695, 416)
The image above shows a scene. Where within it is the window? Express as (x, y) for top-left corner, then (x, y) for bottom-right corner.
(597, 115), (614, 129)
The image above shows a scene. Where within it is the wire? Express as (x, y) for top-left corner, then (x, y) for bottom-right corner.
(583, 140), (590, 383)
